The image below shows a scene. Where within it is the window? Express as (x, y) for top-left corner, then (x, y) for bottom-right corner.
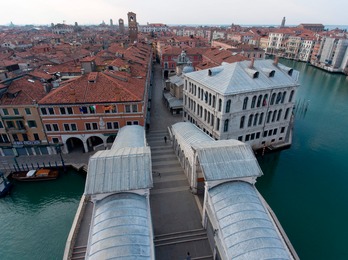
(67, 107), (73, 114)
(52, 138), (59, 143)
(125, 105), (131, 113)
(289, 90), (295, 102)
(28, 120), (37, 128)
(133, 121), (139, 125)
(263, 94), (268, 106)
(223, 119), (229, 132)
(268, 130), (273, 136)
(248, 114), (253, 127)
(71, 124), (77, 131)
(276, 92), (282, 104)
(226, 100), (231, 113)
(0, 134), (9, 143)
(212, 96), (216, 108)
(273, 128), (278, 135)
(218, 99), (222, 112)
(2, 108), (9, 115)
(25, 108), (31, 115)
(92, 123), (98, 130)
(216, 118), (220, 131)
(40, 108), (47, 115)
(60, 107), (66, 114)
(0, 121), (3, 128)
(253, 113), (259, 126)
(281, 91), (286, 103)
(16, 120), (25, 129)
(209, 93), (212, 106)
(284, 108), (290, 120)
(270, 93), (276, 105)
(242, 97), (248, 110)
(257, 95), (262, 107)
(251, 96), (256, 108)
(259, 113), (264, 125)
(263, 131), (268, 137)
(13, 108), (19, 115)
(281, 127), (285, 133)
(267, 111), (272, 123)
(240, 116), (245, 128)
(12, 134), (19, 142)
(126, 121), (132, 125)
(33, 133), (40, 141)
(64, 124), (70, 131)
(272, 110), (277, 122)
(251, 133), (255, 140)
(277, 109), (282, 121)
(245, 134), (250, 141)
(22, 134), (29, 141)
(256, 132), (260, 139)
(238, 136), (243, 141)
(48, 107), (54, 115)
(6, 121), (14, 128)
(205, 91), (208, 103)
(45, 124), (52, 131)
(132, 104), (138, 112)
(85, 123), (91, 130)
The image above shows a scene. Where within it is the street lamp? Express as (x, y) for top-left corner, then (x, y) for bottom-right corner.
(56, 145), (66, 172)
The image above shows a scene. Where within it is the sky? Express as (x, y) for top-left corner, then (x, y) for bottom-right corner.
(1, 0), (347, 26)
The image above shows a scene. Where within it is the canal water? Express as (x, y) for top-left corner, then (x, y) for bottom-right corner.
(0, 169), (85, 260)
(256, 60), (348, 259)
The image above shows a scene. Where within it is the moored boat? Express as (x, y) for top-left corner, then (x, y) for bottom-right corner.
(0, 173), (13, 197)
(11, 168), (59, 182)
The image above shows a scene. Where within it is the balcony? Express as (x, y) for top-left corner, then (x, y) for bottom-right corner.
(6, 127), (27, 134)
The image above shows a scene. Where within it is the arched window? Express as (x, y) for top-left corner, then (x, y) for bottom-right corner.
(204, 109), (207, 121)
(209, 93), (212, 105)
(254, 113), (259, 126)
(218, 99), (222, 112)
(248, 114), (253, 127)
(272, 109), (277, 122)
(281, 91), (286, 103)
(277, 109), (282, 121)
(240, 116), (245, 128)
(259, 112), (264, 125)
(243, 97), (248, 110)
(212, 96), (216, 108)
(251, 95), (257, 108)
(205, 91), (208, 103)
(276, 92), (282, 104)
(201, 89), (204, 100)
(257, 95), (262, 107)
(267, 111), (272, 123)
(284, 108), (290, 120)
(198, 87), (201, 99)
(224, 119), (229, 132)
(270, 93), (276, 105)
(289, 90), (295, 102)
(263, 94), (268, 106)
(226, 100), (231, 113)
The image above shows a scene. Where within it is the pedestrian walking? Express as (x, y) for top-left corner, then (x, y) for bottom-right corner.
(186, 252), (191, 260)
(164, 136), (167, 143)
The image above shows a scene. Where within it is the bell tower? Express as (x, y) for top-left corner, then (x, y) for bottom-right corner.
(128, 12), (138, 43)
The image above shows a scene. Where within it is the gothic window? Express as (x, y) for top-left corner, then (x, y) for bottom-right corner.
(257, 95), (262, 107)
(240, 116), (245, 128)
(226, 100), (231, 113)
(270, 93), (276, 105)
(251, 95), (257, 108)
(242, 97), (248, 110)
(224, 119), (229, 132)
(289, 90), (295, 102)
(248, 114), (253, 127)
(263, 94), (268, 106)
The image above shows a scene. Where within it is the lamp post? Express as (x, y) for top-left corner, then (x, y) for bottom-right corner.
(56, 145), (66, 172)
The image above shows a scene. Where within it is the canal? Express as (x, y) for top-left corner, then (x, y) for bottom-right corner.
(256, 60), (348, 259)
(0, 169), (85, 260)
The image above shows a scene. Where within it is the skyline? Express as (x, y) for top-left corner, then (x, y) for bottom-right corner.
(1, 0), (348, 26)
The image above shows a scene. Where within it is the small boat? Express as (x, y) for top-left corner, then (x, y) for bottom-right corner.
(0, 172), (13, 198)
(11, 168), (59, 182)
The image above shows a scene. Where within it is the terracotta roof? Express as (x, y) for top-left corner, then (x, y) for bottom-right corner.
(38, 71), (145, 105)
(0, 76), (48, 105)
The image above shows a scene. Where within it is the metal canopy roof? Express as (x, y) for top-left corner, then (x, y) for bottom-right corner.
(208, 181), (291, 260)
(193, 140), (263, 181)
(85, 125), (152, 195)
(86, 193), (153, 260)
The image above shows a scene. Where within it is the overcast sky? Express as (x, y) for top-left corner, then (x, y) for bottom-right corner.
(1, 0), (347, 26)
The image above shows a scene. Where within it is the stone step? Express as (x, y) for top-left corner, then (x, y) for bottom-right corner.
(154, 228), (208, 247)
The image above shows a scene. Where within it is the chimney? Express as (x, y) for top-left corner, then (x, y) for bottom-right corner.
(273, 56), (279, 66)
(249, 58), (255, 69)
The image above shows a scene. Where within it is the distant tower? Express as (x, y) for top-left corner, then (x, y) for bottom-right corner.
(281, 17), (286, 28)
(127, 12), (138, 43)
(119, 18), (125, 34)
(75, 22), (78, 27)
(110, 19), (113, 27)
